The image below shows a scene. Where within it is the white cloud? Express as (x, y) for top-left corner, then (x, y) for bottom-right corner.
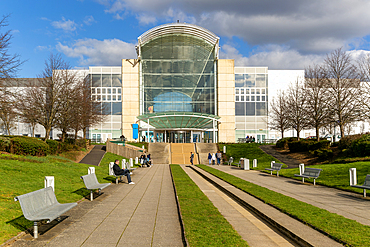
(51, 17), (77, 32)
(56, 38), (137, 66)
(83, 16), (96, 25)
(220, 44), (324, 69)
(100, 0), (370, 54)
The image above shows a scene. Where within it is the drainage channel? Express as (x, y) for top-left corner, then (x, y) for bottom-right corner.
(184, 165), (343, 247)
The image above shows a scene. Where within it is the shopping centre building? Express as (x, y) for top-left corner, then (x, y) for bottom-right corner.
(5, 23), (305, 143)
(87, 23), (303, 143)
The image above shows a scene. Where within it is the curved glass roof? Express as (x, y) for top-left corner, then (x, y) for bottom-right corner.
(137, 112), (220, 129)
(138, 23), (219, 48)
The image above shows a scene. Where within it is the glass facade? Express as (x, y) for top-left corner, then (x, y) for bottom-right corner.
(90, 68), (122, 141)
(140, 34), (216, 116)
(235, 68), (269, 142)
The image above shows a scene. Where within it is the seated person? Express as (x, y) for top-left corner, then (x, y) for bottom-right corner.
(113, 159), (135, 184)
(140, 154), (146, 167)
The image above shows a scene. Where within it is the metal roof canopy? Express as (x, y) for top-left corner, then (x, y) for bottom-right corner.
(137, 112), (221, 129)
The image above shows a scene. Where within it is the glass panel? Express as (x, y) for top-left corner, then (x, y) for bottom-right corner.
(261, 88), (265, 94)
(91, 88), (96, 94)
(262, 96), (265, 101)
(251, 89), (255, 94)
(246, 102), (255, 116)
(112, 88), (116, 94)
(241, 89), (244, 94)
(235, 102), (245, 116)
(97, 88), (101, 94)
(112, 74), (122, 86)
(256, 96), (260, 101)
(241, 96), (244, 101)
(246, 96), (250, 101)
(113, 95), (116, 101)
(107, 95), (111, 101)
(92, 75), (101, 87)
(102, 74), (111, 87)
(256, 89), (260, 94)
(256, 102), (266, 116)
(245, 74), (255, 87)
(112, 102), (122, 115)
(256, 74), (266, 87)
(251, 96), (255, 101)
(246, 88), (249, 94)
(107, 88), (111, 94)
(118, 88), (121, 94)
(236, 96), (239, 101)
(102, 88), (106, 94)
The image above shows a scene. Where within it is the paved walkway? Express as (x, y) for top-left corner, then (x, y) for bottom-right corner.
(10, 164), (183, 247)
(211, 165), (370, 227)
(79, 145), (106, 166)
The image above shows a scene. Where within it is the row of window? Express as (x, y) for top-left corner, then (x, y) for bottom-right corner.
(91, 74), (122, 87)
(235, 88), (267, 95)
(235, 102), (267, 116)
(91, 87), (122, 102)
(236, 95), (266, 102)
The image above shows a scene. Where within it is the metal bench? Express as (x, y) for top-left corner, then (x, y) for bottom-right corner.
(14, 186), (77, 238)
(351, 174), (370, 197)
(294, 167), (322, 185)
(265, 163), (283, 177)
(227, 157), (234, 166)
(81, 173), (111, 201)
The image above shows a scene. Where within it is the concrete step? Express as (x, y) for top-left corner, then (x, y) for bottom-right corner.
(148, 143), (171, 164)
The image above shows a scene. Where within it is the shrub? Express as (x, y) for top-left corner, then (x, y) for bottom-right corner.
(338, 134), (363, 150)
(288, 140), (310, 152)
(349, 134), (370, 157)
(309, 140), (331, 151)
(313, 149), (333, 160)
(46, 139), (60, 155)
(276, 137), (297, 149)
(0, 137), (11, 152)
(11, 137), (50, 156)
(75, 139), (88, 149)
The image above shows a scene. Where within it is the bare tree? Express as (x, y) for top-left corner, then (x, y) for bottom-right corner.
(285, 79), (309, 140)
(269, 90), (289, 138)
(357, 53), (370, 123)
(21, 53), (78, 140)
(323, 48), (362, 138)
(304, 65), (332, 141)
(0, 15), (24, 78)
(71, 76), (107, 140)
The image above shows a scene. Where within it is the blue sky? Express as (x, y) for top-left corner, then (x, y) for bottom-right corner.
(3, 0), (370, 78)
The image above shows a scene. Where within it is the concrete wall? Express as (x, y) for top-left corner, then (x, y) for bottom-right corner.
(122, 59), (140, 141)
(217, 59), (236, 143)
(106, 140), (143, 159)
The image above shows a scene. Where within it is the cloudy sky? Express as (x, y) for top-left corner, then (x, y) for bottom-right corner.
(3, 0), (370, 77)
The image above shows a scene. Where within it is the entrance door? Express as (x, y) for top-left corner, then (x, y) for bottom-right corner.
(192, 132), (201, 143)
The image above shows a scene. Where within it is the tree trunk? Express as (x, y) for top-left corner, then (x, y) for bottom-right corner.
(316, 127), (320, 141)
(281, 129), (284, 139)
(44, 127), (51, 141)
(61, 130), (67, 142)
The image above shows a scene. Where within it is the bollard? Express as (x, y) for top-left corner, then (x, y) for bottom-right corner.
(122, 159), (126, 169)
(135, 157), (139, 164)
(243, 158), (250, 170)
(223, 146), (226, 154)
(109, 162), (114, 175)
(253, 159), (257, 168)
(299, 164), (305, 175)
(44, 176), (55, 191)
(271, 161), (275, 168)
(88, 167), (95, 174)
(142, 145), (144, 149)
(349, 168), (357, 186)
(129, 158), (133, 168)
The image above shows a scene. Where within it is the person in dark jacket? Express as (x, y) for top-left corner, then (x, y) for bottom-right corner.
(113, 159), (134, 184)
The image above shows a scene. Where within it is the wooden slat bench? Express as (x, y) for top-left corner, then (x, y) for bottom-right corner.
(294, 167), (322, 185)
(14, 186), (77, 238)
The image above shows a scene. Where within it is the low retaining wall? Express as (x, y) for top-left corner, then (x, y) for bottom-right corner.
(106, 140), (144, 159)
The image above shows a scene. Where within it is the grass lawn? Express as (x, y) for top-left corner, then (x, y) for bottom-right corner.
(197, 164), (370, 247)
(0, 151), (126, 244)
(279, 161), (370, 194)
(170, 164), (248, 247)
(219, 143), (283, 169)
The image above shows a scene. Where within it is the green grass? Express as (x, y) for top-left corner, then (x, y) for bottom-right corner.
(197, 164), (370, 247)
(219, 143), (283, 169)
(279, 161), (370, 194)
(0, 152), (126, 244)
(126, 142), (147, 150)
(171, 165), (248, 247)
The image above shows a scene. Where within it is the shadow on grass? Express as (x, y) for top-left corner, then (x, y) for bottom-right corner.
(103, 176), (116, 183)
(6, 215), (69, 237)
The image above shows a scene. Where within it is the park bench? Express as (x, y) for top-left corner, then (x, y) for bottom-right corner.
(81, 173), (111, 201)
(227, 157), (234, 166)
(14, 186), (78, 238)
(294, 167), (322, 185)
(350, 174), (370, 197)
(265, 163), (283, 177)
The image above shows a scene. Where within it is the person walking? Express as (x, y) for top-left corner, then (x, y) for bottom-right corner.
(208, 153), (212, 165)
(211, 153), (216, 165)
(216, 151), (222, 165)
(190, 152), (194, 165)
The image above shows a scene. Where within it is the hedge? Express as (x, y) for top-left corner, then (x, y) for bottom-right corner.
(276, 137), (298, 149)
(11, 137), (50, 156)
